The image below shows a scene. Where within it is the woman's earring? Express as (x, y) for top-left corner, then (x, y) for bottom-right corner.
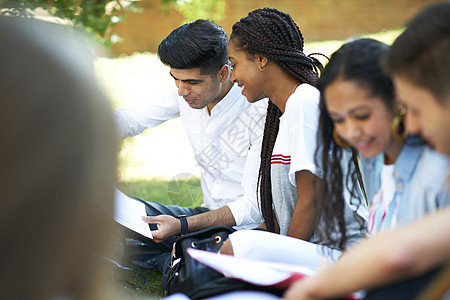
(258, 65), (265, 71)
(333, 129), (351, 148)
(391, 105), (407, 143)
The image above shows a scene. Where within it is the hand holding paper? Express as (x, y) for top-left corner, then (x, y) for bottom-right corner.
(141, 214), (182, 242)
(114, 188), (153, 239)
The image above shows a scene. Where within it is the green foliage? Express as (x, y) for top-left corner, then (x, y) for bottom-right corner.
(0, 0), (142, 48)
(161, 0), (225, 23)
(0, 0), (227, 48)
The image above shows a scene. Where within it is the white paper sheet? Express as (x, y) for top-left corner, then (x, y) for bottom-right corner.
(114, 188), (153, 239)
(188, 248), (364, 299)
(187, 248), (315, 287)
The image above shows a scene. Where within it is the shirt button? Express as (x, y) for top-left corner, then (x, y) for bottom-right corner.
(397, 183), (403, 189)
(393, 172), (399, 178)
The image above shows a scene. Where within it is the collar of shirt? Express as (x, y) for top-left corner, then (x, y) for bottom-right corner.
(393, 135), (425, 182)
(210, 83), (242, 117)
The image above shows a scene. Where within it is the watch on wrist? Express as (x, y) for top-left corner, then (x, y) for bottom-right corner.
(176, 214), (188, 236)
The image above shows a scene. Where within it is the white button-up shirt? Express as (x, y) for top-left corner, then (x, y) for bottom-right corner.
(115, 83), (267, 229)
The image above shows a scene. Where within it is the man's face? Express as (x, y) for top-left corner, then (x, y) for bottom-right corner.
(170, 67), (222, 111)
(394, 75), (450, 155)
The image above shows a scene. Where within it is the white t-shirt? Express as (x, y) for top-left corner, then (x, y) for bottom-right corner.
(115, 83), (268, 229)
(368, 163), (397, 234)
(270, 84), (368, 247)
(271, 83), (321, 236)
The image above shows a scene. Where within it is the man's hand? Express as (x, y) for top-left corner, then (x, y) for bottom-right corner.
(141, 206), (237, 243)
(141, 215), (181, 243)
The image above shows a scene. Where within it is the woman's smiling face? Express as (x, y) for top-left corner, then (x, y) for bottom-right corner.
(325, 78), (398, 159)
(227, 38), (267, 103)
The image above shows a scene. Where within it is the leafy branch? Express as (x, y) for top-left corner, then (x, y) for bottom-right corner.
(0, 0), (142, 48)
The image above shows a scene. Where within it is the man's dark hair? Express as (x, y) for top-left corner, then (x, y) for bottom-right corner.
(385, 1), (450, 103)
(157, 19), (228, 75)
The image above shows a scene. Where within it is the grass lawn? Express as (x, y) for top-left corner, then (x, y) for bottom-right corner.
(96, 28), (402, 299)
(122, 267), (164, 299)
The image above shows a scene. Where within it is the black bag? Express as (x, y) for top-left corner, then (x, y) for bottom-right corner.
(163, 225), (236, 297)
(189, 276), (284, 299)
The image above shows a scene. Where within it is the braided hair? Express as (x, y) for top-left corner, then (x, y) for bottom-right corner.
(230, 7), (323, 232)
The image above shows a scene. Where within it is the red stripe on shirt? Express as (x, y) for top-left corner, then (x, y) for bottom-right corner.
(271, 154), (291, 165)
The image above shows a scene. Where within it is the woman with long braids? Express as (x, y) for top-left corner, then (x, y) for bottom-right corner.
(228, 7), (323, 238)
(221, 8), (367, 264)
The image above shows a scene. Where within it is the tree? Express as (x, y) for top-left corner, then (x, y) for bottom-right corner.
(0, 0), (142, 48)
(0, 0), (227, 49)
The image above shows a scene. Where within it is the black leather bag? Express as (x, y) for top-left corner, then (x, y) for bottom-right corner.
(163, 226), (236, 297)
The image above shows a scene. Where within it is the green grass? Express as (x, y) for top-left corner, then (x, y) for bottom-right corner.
(123, 267), (165, 299)
(97, 28), (404, 299)
(117, 178), (203, 208)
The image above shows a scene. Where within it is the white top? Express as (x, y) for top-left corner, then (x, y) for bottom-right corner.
(115, 83), (268, 229)
(277, 84), (321, 184)
(368, 163), (397, 234)
(270, 84), (367, 247)
(270, 83), (321, 236)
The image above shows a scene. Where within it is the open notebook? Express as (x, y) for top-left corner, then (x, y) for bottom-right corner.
(188, 248), (363, 299)
(187, 248), (313, 289)
(114, 188), (153, 239)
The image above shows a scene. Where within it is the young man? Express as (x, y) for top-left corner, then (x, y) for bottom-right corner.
(115, 20), (267, 254)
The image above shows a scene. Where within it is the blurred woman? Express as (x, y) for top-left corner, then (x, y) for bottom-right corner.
(0, 16), (120, 300)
